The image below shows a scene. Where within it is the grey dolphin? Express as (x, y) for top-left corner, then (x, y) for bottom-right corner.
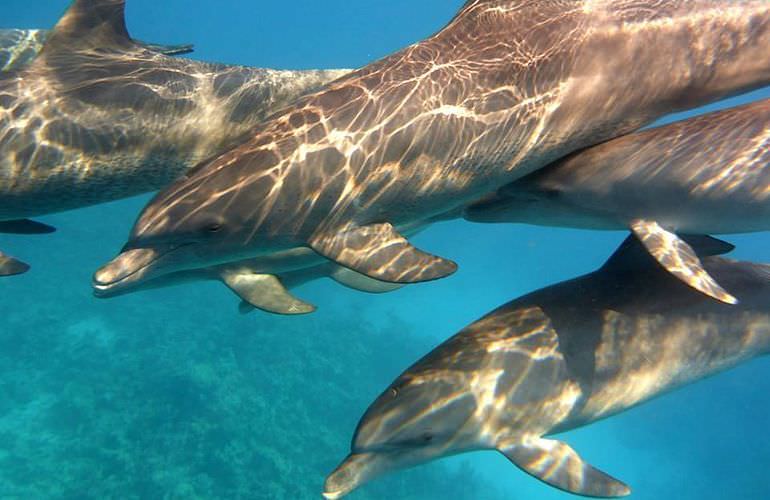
(96, 0), (770, 312)
(324, 233), (770, 498)
(93, 219), (442, 314)
(0, 28), (193, 72)
(95, 246), (402, 315)
(0, 0), (350, 275)
(465, 98), (770, 304)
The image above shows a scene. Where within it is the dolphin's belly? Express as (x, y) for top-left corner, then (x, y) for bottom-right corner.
(553, 178), (770, 234)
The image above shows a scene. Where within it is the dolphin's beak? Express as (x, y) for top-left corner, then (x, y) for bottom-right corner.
(92, 246), (174, 296)
(323, 452), (389, 499)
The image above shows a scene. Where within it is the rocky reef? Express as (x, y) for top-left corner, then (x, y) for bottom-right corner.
(0, 294), (500, 499)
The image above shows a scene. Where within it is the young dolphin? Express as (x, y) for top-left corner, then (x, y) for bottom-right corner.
(95, 246), (402, 315)
(465, 98), (770, 305)
(96, 0), (770, 309)
(0, 28), (193, 72)
(93, 221), (439, 314)
(324, 234), (770, 498)
(0, 0), (350, 275)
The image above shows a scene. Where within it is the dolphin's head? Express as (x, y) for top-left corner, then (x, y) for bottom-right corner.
(93, 151), (285, 295)
(324, 369), (479, 498)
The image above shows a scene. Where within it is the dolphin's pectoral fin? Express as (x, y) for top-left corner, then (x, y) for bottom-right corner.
(309, 223), (457, 284)
(630, 219), (738, 304)
(499, 438), (630, 498)
(330, 266), (404, 294)
(238, 300), (256, 315)
(133, 39), (194, 56)
(0, 219), (56, 234)
(220, 271), (316, 315)
(0, 251), (30, 276)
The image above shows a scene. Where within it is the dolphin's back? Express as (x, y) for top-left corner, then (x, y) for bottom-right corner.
(541, 238), (770, 429)
(0, 0), (349, 220)
(403, 235), (770, 435)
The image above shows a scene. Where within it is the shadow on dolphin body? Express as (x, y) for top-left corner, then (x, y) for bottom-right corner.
(0, 0), (351, 276)
(466, 97), (770, 306)
(325, 233), (770, 498)
(97, 0), (770, 312)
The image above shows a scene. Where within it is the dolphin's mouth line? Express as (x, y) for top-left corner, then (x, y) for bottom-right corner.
(93, 242), (195, 293)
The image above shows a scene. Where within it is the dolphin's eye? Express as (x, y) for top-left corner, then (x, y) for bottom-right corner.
(422, 432), (433, 443)
(206, 223), (223, 233)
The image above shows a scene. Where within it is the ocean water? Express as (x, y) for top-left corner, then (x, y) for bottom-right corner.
(2, 1), (770, 499)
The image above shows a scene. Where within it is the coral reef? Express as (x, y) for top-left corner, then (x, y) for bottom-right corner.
(0, 297), (501, 499)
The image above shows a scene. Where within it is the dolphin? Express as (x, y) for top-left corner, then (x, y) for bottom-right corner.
(95, 246), (402, 315)
(0, 28), (193, 72)
(93, 219), (443, 314)
(96, 0), (770, 311)
(0, 0), (350, 275)
(324, 233), (770, 498)
(465, 97), (770, 305)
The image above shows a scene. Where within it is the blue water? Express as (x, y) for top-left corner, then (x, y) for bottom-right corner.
(2, 1), (770, 498)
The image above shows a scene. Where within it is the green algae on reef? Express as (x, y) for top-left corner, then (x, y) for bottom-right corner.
(0, 300), (501, 499)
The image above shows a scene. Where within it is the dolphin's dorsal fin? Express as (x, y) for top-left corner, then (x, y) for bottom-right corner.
(40, 0), (133, 58)
(601, 232), (734, 274)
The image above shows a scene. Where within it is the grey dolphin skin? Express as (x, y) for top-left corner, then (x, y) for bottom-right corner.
(96, 0), (770, 313)
(0, 28), (193, 72)
(94, 220), (438, 314)
(0, 0), (350, 275)
(98, 214), (453, 314)
(95, 246), (402, 315)
(465, 98), (770, 305)
(324, 234), (770, 498)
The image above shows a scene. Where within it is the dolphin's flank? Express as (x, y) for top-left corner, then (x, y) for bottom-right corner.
(98, 0), (770, 310)
(326, 233), (770, 497)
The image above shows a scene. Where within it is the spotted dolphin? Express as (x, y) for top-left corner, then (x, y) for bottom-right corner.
(0, 28), (193, 72)
(466, 98), (770, 304)
(324, 233), (770, 498)
(0, 0), (350, 275)
(96, 0), (770, 312)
